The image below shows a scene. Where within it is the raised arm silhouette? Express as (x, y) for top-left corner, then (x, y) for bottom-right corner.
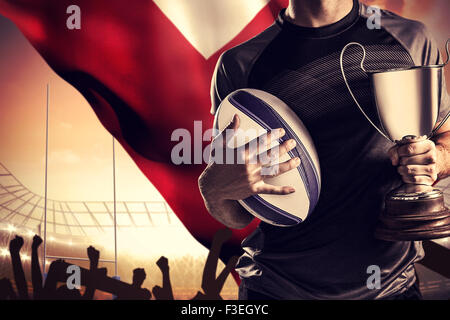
(152, 256), (174, 300)
(31, 235), (43, 299)
(192, 228), (239, 300)
(83, 246), (102, 300)
(132, 268), (146, 289)
(9, 235), (29, 300)
(115, 267), (151, 300)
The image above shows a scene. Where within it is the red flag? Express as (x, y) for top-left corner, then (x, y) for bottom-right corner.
(0, 0), (288, 280)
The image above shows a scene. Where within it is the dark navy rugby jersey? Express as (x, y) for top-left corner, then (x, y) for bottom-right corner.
(210, 0), (449, 299)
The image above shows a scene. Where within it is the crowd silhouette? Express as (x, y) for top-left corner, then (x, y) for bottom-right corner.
(0, 228), (238, 300)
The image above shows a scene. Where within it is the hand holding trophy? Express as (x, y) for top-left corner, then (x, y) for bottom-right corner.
(340, 39), (450, 241)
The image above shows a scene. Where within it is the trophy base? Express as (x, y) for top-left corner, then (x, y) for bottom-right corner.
(374, 185), (450, 241)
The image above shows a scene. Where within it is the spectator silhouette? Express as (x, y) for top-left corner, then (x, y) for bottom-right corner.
(0, 277), (17, 300)
(116, 267), (151, 300)
(42, 258), (71, 299)
(152, 256), (174, 300)
(83, 245), (102, 300)
(47, 246), (103, 300)
(192, 228), (239, 300)
(1, 230), (237, 300)
(9, 235), (28, 299)
(30, 237), (102, 300)
(54, 284), (83, 300)
(31, 235), (43, 299)
(132, 268), (146, 289)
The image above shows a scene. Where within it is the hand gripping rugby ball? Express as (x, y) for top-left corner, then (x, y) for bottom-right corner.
(214, 89), (321, 227)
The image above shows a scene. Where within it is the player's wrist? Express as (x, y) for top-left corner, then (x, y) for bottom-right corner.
(198, 174), (226, 205)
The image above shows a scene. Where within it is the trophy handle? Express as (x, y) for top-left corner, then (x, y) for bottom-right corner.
(431, 110), (450, 137)
(340, 42), (392, 142)
(440, 38), (450, 67)
(430, 39), (450, 137)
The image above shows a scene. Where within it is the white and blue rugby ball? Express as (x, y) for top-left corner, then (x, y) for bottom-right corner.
(214, 89), (321, 227)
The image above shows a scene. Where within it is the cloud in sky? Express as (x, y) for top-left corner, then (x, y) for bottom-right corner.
(47, 149), (81, 165)
(59, 121), (73, 129)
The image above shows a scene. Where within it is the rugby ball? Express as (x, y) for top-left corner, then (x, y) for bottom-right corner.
(214, 89), (321, 227)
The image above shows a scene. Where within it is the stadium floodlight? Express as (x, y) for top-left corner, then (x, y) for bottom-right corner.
(20, 254), (30, 261)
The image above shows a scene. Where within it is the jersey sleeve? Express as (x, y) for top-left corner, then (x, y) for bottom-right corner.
(209, 23), (281, 115)
(427, 32), (449, 124)
(210, 52), (236, 115)
(439, 73), (449, 124)
(415, 25), (448, 124)
(437, 50), (449, 124)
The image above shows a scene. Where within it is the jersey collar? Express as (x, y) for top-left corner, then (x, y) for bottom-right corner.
(276, 0), (361, 39)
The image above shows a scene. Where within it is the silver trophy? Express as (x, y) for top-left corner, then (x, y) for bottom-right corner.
(340, 39), (450, 241)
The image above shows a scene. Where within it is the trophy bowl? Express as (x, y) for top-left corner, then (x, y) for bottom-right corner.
(340, 40), (450, 241)
(371, 66), (441, 142)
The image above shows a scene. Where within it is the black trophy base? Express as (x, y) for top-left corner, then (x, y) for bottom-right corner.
(374, 185), (450, 241)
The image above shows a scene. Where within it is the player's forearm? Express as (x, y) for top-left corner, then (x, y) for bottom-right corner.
(198, 169), (255, 229)
(433, 131), (450, 180)
(201, 196), (254, 230)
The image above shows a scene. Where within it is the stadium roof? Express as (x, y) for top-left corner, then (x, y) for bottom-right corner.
(0, 163), (181, 236)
